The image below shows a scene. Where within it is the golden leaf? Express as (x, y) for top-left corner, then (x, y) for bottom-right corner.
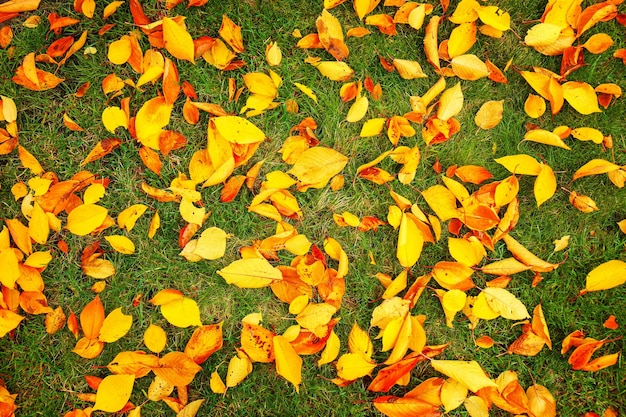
(153, 351), (203, 386)
(160, 297), (202, 328)
(144, 323), (167, 353)
(451, 54), (489, 80)
(99, 307), (132, 343)
(93, 374), (135, 412)
(581, 260), (626, 294)
(288, 147), (348, 188)
(437, 82), (463, 121)
(218, 258), (283, 288)
(430, 360), (497, 393)
(482, 287), (530, 320)
(392, 59), (427, 79)
(273, 335), (302, 392)
(162, 17), (195, 63)
(474, 100), (503, 129)
(494, 154), (542, 176)
(534, 163), (557, 206)
(105, 235), (135, 255)
(336, 352), (376, 380)
(562, 81), (601, 114)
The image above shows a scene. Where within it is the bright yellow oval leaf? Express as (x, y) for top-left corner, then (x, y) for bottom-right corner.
(218, 258), (283, 288)
(99, 307), (132, 343)
(105, 235), (135, 254)
(93, 374), (135, 412)
(66, 204), (108, 236)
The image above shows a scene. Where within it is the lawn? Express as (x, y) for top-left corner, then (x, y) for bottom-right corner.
(0, 0), (624, 416)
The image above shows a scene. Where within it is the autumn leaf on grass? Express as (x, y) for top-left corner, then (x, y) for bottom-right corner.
(431, 360), (497, 393)
(308, 59), (354, 81)
(502, 234), (558, 272)
(474, 100), (503, 129)
(563, 332), (620, 372)
(572, 159), (621, 180)
(568, 191), (599, 213)
(579, 260), (626, 294)
(316, 9), (349, 61)
(0, 309), (24, 338)
(12, 52), (64, 91)
(507, 304), (552, 356)
(153, 351), (203, 386)
(185, 323), (223, 364)
(288, 146), (348, 190)
(218, 257), (282, 288)
(92, 374), (135, 413)
(149, 289), (202, 328)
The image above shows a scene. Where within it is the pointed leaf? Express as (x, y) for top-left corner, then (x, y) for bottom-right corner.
(93, 374), (135, 412)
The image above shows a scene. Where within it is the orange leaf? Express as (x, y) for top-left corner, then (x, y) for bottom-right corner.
(368, 355), (421, 392)
(184, 323), (223, 364)
(603, 315), (619, 330)
(163, 17), (195, 63)
(80, 295), (105, 339)
(153, 351), (202, 386)
(139, 146), (162, 176)
(373, 396), (442, 417)
(365, 14), (397, 35)
(219, 14), (243, 53)
(455, 165), (493, 184)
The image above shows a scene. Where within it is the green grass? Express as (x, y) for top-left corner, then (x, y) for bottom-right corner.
(0, 0), (625, 416)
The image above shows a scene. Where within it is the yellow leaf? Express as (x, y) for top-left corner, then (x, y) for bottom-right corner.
(103, 0), (124, 19)
(318, 330), (340, 366)
(441, 378), (468, 411)
(448, 237), (485, 267)
(293, 82), (317, 103)
(346, 95), (369, 122)
(523, 129), (571, 149)
(312, 61), (354, 81)
(448, 22), (476, 58)
(502, 233), (559, 272)
(382, 270), (408, 299)
(177, 399), (205, 417)
(210, 371), (226, 393)
(360, 118), (386, 137)
(524, 23), (562, 46)
(66, 204), (108, 236)
(562, 81), (601, 115)
(430, 360), (497, 393)
(212, 115), (265, 144)
(451, 54), (490, 81)
(527, 384), (556, 417)
(101, 106), (128, 133)
(481, 257), (532, 275)
(108, 36), (132, 65)
(437, 82), (463, 121)
(442, 289), (467, 327)
(573, 159), (620, 180)
(474, 100), (503, 129)
(99, 307), (132, 343)
(273, 335), (302, 392)
(495, 154), (542, 176)
(553, 235), (570, 252)
(348, 322), (373, 359)
(144, 324), (167, 353)
(618, 220), (626, 234)
(464, 396), (490, 417)
(118, 204), (148, 231)
(148, 211), (160, 239)
(581, 260), (626, 294)
(265, 41), (282, 66)
(153, 351), (203, 386)
(336, 352), (376, 380)
(296, 303), (337, 331)
(226, 353), (253, 387)
(482, 287), (530, 320)
(1, 96), (16, 122)
(524, 94), (546, 118)
(148, 375), (174, 402)
(162, 17), (195, 63)
(397, 213), (423, 268)
(421, 184), (458, 221)
(83, 183), (105, 204)
(18, 145), (43, 175)
(161, 297), (202, 328)
(135, 97), (173, 149)
(571, 127), (604, 144)
(288, 147), (348, 188)
(0, 309), (24, 338)
(392, 58), (427, 79)
(218, 257), (283, 288)
(29, 201), (49, 244)
(179, 198), (205, 226)
(136, 64), (164, 89)
(534, 163), (556, 206)
(190, 227), (230, 260)
(477, 5), (510, 31)
(105, 235), (136, 254)
(93, 374), (135, 412)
